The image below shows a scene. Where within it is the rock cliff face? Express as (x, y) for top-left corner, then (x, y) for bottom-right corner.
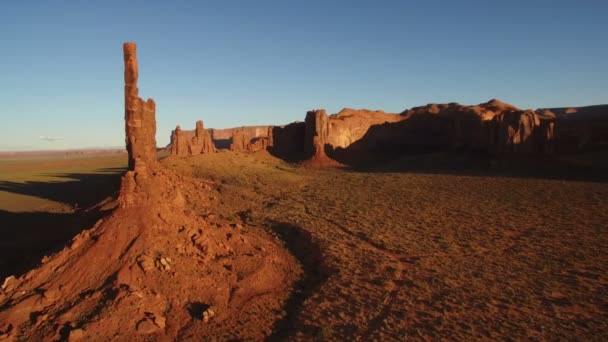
(326, 109), (403, 148)
(167, 125), (271, 152)
(210, 126), (270, 141)
(166, 100), (606, 167)
(229, 127), (270, 152)
(537, 105), (608, 153)
(394, 99), (557, 155)
(267, 122), (306, 161)
(300, 110), (341, 167)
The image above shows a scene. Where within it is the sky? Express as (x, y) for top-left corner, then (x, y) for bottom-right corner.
(1, 1), (607, 151)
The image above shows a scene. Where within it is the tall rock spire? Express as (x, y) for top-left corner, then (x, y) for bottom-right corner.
(123, 42), (157, 170)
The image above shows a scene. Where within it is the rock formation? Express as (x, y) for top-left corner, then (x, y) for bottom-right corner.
(167, 125), (272, 152)
(170, 125), (187, 157)
(302, 110), (342, 167)
(166, 100), (606, 167)
(124, 43), (157, 170)
(0, 42), (299, 341)
(169, 121), (216, 157)
(266, 126), (274, 148)
(267, 122), (306, 162)
(397, 99), (558, 156)
(210, 126), (270, 142)
(191, 120), (216, 155)
(229, 127), (270, 152)
(536, 105), (608, 153)
(229, 128), (247, 152)
(325, 108), (403, 148)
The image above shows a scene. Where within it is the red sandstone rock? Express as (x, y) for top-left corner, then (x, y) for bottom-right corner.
(124, 43), (157, 170)
(230, 128), (248, 152)
(170, 121), (216, 157)
(168, 100), (604, 167)
(326, 108), (403, 148)
(399, 100), (558, 155)
(210, 126), (271, 141)
(229, 127), (270, 152)
(302, 110), (342, 167)
(170, 125), (188, 157)
(192, 120), (216, 154)
(267, 126), (274, 148)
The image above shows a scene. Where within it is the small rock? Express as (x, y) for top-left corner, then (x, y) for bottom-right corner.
(68, 328), (84, 341)
(136, 255), (155, 272)
(1, 276), (16, 292)
(136, 319), (157, 334)
(153, 315), (166, 329)
(201, 306), (216, 323)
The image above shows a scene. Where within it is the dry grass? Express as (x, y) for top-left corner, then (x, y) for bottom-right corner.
(164, 150), (608, 340)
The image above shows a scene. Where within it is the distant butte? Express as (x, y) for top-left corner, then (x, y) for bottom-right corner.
(166, 100), (607, 167)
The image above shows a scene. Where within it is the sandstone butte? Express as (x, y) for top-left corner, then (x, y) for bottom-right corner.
(167, 101), (607, 168)
(0, 43), (301, 341)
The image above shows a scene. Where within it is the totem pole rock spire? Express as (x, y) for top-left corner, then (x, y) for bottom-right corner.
(124, 42), (157, 170)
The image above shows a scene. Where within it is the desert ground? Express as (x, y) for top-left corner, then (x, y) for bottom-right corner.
(0, 153), (127, 279)
(2, 150), (606, 340)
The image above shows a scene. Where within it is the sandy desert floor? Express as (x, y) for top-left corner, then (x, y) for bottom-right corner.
(1, 151), (607, 340)
(166, 151), (608, 340)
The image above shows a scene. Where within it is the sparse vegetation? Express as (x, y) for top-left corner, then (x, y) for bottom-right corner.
(164, 150), (608, 340)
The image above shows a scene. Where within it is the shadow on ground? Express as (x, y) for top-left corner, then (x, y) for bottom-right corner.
(0, 209), (113, 279)
(0, 167), (125, 209)
(0, 167), (125, 279)
(266, 222), (335, 341)
(345, 151), (608, 183)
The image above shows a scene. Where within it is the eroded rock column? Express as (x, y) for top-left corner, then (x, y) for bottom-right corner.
(194, 120), (216, 154)
(124, 42), (157, 170)
(304, 109), (330, 158)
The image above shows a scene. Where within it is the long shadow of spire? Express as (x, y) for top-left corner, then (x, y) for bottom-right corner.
(0, 166), (125, 279)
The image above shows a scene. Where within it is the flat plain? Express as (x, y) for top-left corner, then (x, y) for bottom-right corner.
(0, 153), (126, 278)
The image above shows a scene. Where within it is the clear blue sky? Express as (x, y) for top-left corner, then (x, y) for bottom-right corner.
(1, 1), (607, 150)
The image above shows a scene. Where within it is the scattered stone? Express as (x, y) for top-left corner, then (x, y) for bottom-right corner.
(1, 276), (15, 292)
(136, 254), (155, 272)
(68, 328), (84, 341)
(153, 257), (171, 271)
(136, 319), (158, 334)
(153, 315), (166, 329)
(202, 306), (216, 323)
